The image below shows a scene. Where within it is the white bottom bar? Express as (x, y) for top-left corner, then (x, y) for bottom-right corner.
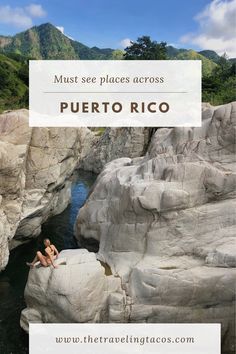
(30, 323), (220, 354)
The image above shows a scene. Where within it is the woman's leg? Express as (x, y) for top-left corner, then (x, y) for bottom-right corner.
(36, 251), (48, 267)
(46, 255), (57, 266)
(27, 251), (48, 267)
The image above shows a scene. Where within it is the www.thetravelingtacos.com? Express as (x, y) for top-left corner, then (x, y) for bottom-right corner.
(55, 335), (195, 346)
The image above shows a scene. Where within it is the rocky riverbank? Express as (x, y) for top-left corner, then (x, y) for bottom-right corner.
(19, 102), (236, 353)
(0, 109), (94, 271)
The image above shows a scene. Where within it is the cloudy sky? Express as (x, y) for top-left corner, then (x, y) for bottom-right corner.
(0, 0), (235, 57)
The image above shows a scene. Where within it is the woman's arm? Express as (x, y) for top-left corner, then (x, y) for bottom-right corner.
(53, 245), (59, 258)
(46, 249), (58, 268)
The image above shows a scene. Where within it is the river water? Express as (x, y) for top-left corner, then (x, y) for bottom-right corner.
(0, 170), (97, 354)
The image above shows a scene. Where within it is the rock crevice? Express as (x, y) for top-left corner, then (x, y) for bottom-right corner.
(0, 109), (95, 270)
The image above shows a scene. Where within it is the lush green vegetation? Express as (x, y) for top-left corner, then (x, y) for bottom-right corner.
(174, 50), (217, 77)
(202, 54), (236, 105)
(0, 23), (115, 112)
(124, 36), (235, 105)
(0, 28), (235, 113)
(0, 53), (29, 112)
(0, 23), (114, 60)
(111, 49), (125, 60)
(198, 50), (221, 64)
(124, 36), (167, 60)
(124, 37), (216, 76)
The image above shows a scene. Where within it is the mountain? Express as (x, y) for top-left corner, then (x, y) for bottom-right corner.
(167, 46), (220, 63)
(0, 23), (222, 70)
(0, 23), (114, 60)
(167, 48), (217, 76)
(198, 50), (220, 63)
(176, 50), (218, 76)
(166, 45), (188, 58)
(0, 24), (234, 111)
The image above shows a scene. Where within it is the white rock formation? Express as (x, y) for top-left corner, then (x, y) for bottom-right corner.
(21, 103), (236, 353)
(81, 127), (151, 173)
(74, 102), (236, 353)
(0, 109), (94, 270)
(20, 249), (124, 331)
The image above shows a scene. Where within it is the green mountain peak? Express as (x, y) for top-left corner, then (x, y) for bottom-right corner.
(0, 23), (114, 60)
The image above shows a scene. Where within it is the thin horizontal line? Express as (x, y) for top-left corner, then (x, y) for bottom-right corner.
(43, 91), (188, 94)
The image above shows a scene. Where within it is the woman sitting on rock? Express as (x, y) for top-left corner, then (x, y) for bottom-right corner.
(26, 238), (59, 268)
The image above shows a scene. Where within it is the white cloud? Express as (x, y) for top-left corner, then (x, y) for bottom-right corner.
(56, 25), (74, 40)
(0, 5), (32, 28)
(25, 4), (46, 18)
(180, 0), (236, 57)
(0, 4), (46, 29)
(120, 38), (132, 48)
(168, 43), (181, 48)
(56, 26), (64, 34)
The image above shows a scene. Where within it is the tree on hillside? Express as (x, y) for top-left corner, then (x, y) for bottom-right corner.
(124, 36), (167, 60)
